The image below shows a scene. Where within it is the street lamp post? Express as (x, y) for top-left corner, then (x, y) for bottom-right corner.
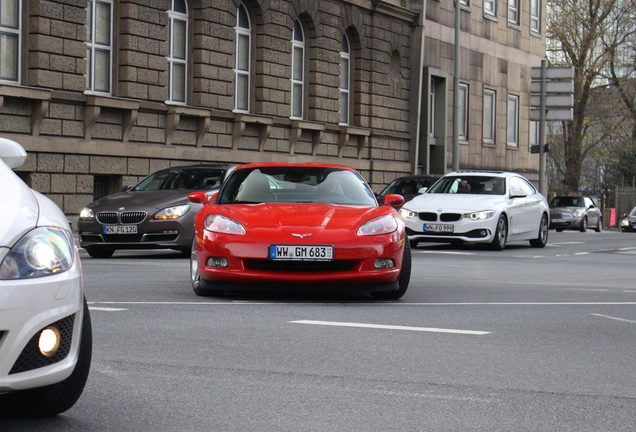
(452, 0), (461, 172)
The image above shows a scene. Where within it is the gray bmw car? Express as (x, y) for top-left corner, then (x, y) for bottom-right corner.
(78, 165), (231, 258)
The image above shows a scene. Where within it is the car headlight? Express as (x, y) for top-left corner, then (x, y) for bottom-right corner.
(357, 215), (398, 236)
(0, 227), (75, 280)
(152, 204), (190, 220)
(399, 208), (417, 219)
(573, 209), (585, 217)
(79, 207), (94, 219)
(463, 210), (496, 220)
(204, 215), (246, 235)
(621, 218), (629, 227)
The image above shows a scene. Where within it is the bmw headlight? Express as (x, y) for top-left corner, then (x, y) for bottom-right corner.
(399, 208), (417, 219)
(464, 210), (496, 220)
(79, 207), (94, 219)
(152, 204), (190, 220)
(0, 227), (75, 280)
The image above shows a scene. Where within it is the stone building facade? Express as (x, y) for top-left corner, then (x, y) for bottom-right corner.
(0, 0), (545, 215)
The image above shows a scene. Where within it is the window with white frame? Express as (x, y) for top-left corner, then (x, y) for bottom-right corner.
(529, 120), (539, 151)
(234, 3), (250, 112)
(507, 94), (519, 146)
(508, 0), (519, 25)
(290, 20), (305, 119)
(168, 0), (187, 103)
(530, 0), (541, 33)
(428, 79), (436, 137)
(339, 34), (350, 125)
(86, 0), (113, 94)
(0, 0), (21, 84)
(483, 88), (496, 142)
(460, 0), (469, 6)
(484, 0), (496, 16)
(458, 83), (469, 141)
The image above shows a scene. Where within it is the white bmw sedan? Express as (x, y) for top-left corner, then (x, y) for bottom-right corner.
(0, 138), (91, 417)
(400, 171), (549, 250)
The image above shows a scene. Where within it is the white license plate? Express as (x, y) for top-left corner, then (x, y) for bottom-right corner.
(103, 225), (138, 234)
(269, 245), (333, 261)
(551, 218), (564, 223)
(423, 223), (454, 233)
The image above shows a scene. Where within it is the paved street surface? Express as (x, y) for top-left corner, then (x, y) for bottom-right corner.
(2, 230), (636, 431)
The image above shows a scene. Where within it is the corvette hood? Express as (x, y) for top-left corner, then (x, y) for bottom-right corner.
(403, 194), (505, 212)
(216, 203), (386, 231)
(0, 164), (39, 247)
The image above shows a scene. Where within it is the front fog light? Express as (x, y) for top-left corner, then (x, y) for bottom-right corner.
(38, 327), (61, 357)
(374, 259), (395, 269)
(207, 257), (228, 268)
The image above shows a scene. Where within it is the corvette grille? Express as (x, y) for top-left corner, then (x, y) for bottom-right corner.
(96, 212), (118, 224)
(246, 260), (355, 272)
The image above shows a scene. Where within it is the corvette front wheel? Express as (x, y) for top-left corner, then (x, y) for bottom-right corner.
(371, 240), (411, 300)
(190, 240), (224, 297)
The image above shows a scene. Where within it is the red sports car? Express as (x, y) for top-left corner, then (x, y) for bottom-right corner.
(188, 163), (411, 299)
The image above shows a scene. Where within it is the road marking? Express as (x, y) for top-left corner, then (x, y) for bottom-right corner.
(591, 313), (636, 324)
(413, 250), (475, 255)
(573, 252), (590, 256)
(90, 301), (636, 306)
(550, 241), (585, 245)
(569, 288), (609, 292)
(89, 306), (128, 312)
(624, 290), (636, 293)
(289, 319), (490, 335)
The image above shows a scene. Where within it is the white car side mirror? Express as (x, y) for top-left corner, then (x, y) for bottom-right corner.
(0, 138), (27, 169)
(417, 187), (428, 194)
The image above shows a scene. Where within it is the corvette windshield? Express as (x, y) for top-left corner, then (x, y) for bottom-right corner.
(132, 168), (224, 191)
(427, 176), (506, 195)
(218, 167), (377, 205)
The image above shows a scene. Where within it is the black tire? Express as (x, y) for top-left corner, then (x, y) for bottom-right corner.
(0, 299), (92, 418)
(579, 217), (588, 232)
(556, 228), (563, 232)
(371, 240), (411, 300)
(190, 240), (224, 297)
(490, 215), (508, 251)
(85, 246), (114, 258)
(530, 214), (549, 248)
(409, 239), (419, 249)
(594, 217), (602, 233)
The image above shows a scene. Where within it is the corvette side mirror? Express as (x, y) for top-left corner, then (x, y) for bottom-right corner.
(188, 191), (209, 204)
(383, 194), (404, 207)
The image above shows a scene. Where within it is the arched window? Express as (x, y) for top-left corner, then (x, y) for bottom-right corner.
(0, 0), (21, 84)
(86, 0), (113, 93)
(234, 3), (251, 112)
(168, 0), (188, 103)
(290, 20), (305, 119)
(339, 34), (350, 125)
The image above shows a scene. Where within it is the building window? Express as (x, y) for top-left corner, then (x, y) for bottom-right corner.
(484, 0), (496, 16)
(529, 120), (539, 152)
(458, 83), (469, 141)
(428, 78), (436, 137)
(507, 94), (519, 146)
(339, 34), (350, 125)
(86, 0), (113, 94)
(168, 0), (187, 103)
(530, 0), (541, 33)
(508, 0), (519, 25)
(0, 0), (21, 84)
(483, 88), (496, 143)
(291, 20), (305, 119)
(460, 0), (469, 6)
(234, 3), (250, 112)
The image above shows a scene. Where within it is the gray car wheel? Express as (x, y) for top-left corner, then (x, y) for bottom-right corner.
(490, 215), (508, 251)
(530, 214), (549, 248)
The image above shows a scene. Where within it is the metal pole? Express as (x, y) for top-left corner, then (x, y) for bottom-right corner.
(452, 0), (461, 172)
(539, 59), (547, 195)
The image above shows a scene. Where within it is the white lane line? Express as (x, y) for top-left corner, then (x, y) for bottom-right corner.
(591, 313), (636, 324)
(289, 320), (490, 335)
(569, 288), (609, 292)
(624, 290), (636, 293)
(89, 306), (128, 312)
(90, 301), (636, 306)
(574, 252), (590, 256)
(413, 250), (475, 255)
(551, 242), (585, 245)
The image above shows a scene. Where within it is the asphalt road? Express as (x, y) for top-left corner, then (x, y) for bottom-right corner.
(2, 230), (636, 431)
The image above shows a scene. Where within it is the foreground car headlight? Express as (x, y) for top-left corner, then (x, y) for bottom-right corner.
(204, 215), (246, 235)
(621, 219), (629, 227)
(399, 208), (417, 219)
(152, 204), (190, 220)
(0, 227), (74, 280)
(79, 207), (94, 219)
(463, 210), (496, 221)
(573, 209), (585, 217)
(357, 215), (398, 236)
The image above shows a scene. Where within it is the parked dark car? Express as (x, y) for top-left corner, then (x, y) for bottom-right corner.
(377, 175), (440, 206)
(549, 195), (602, 232)
(78, 164), (232, 258)
(620, 206), (636, 232)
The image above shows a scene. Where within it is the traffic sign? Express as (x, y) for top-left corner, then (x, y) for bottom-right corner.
(530, 81), (574, 94)
(530, 108), (573, 121)
(530, 94), (574, 107)
(531, 67), (575, 80)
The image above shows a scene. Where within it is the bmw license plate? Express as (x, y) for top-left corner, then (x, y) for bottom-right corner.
(103, 225), (138, 234)
(269, 245), (333, 261)
(551, 218), (564, 223)
(423, 223), (454, 233)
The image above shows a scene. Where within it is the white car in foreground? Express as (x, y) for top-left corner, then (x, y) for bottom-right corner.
(400, 171), (549, 250)
(0, 138), (91, 417)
